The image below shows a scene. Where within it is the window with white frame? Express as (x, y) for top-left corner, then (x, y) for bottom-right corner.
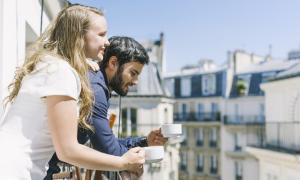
(259, 103), (265, 122)
(234, 133), (241, 151)
(202, 74), (216, 95)
(210, 127), (217, 142)
(121, 108), (137, 136)
(210, 155), (218, 174)
(180, 151), (188, 170)
(196, 153), (204, 172)
(235, 161), (243, 180)
(194, 128), (204, 146)
(182, 127), (188, 145)
(195, 103), (204, 119)
(164, 78), (175, 96)
(180, 103), (189, 119)
(181, 76), (191, 96)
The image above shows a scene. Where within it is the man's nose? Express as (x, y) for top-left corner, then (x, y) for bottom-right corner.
(132, 79), (138, 85)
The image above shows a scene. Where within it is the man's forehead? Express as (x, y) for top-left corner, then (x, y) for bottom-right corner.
(124, 61), (144, 71)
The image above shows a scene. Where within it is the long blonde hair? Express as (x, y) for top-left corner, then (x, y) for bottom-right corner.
(5, 5), (104, 130)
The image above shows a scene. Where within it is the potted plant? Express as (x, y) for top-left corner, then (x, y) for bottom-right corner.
(237, 80), (246, 96)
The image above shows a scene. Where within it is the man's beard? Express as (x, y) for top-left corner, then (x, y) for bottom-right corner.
(109, 66), (128, 96)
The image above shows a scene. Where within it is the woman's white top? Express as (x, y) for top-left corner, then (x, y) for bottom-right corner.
(0, 55), (81, 180)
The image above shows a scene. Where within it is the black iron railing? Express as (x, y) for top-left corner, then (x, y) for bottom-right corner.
(224, 115), (265, 125)
(247, 122), (300, 154)
(174, 112), (221, 122)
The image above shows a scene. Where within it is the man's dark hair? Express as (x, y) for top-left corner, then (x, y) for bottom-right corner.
(101, 36), (149, 68)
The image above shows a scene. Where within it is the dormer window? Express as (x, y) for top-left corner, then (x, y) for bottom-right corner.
(202, 74), (216, 95)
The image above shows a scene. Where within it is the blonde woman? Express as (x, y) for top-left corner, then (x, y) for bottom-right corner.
(0, 5), (144, 179)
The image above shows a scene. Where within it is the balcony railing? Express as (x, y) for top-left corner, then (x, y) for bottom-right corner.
(234, 145), (242, 151)
(112, 123), (162, 137)
(180, 164), (187, 171)
(196, 140), (204, 147)
(210, 167), (218, 174)
(209, 140), (218, 148)
(247, 122), (300, 154)
(196, 166), (203, 172)
(174, 112), (221, 122)
(235, 175), (243, 180)
(223, 115), (265, 125)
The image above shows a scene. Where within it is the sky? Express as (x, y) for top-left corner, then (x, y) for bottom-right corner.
(69, 0), (300, 72)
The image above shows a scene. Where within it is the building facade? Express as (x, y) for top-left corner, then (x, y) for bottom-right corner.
(164, 50), (300, 180)
(164, 58), (226, 180)
(247, 61), (300, 180)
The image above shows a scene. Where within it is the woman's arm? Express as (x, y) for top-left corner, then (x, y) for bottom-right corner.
(46, 95), (145, 172)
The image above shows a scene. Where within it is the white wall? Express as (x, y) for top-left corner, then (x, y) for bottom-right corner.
(249, 148), (300, 180)
(0, 0), (52, 117)
(261, 77), (300, 123)
(225, 97), (264, 116)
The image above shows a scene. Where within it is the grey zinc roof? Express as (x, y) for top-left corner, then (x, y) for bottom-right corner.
(238, 59), (298, 75)
(164, 65), (227, 79)
(272, 60), (300, 80)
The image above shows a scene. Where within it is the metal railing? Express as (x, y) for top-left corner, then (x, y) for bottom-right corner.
(265, 122), (300, 153)
(112, 123), (162, 137)
(224, 115), (265, 125)
(247, 122), (300, 154)
(174, 112), (221, 122)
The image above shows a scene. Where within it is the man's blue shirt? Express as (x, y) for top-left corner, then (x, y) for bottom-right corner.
(88, 69), (144, 156)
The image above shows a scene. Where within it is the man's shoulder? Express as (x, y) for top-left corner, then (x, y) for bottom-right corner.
(88, 70), (110, 101)
(88, 70), (105, 84)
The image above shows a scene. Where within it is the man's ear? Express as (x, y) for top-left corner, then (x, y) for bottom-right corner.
(108, 56), (118, 70)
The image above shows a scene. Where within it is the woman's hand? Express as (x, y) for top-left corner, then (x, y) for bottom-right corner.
(121, 147), (145, 173)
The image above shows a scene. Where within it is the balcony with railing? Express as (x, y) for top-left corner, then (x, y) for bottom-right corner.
(174, 112), (221, 122)
(247, 122), (300, 154)
(224, 115), (265, 125)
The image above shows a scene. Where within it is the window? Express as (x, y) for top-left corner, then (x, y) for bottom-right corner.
(235, 161), (243, 180)
(180, 151), (188, 171)
(210, 127), (217, 147)
(211, 103), (219, 113)
(181, 77), (191, 96)
(234, 104), (239, 123)
(121, 108), (137, 137)
(196, 153), (204, 172)
(165, 78), (175, 96)
(210, 155), (218, 174)
(180, 103), (189, 120)
(202, 74), (216, 95)
(258, 103), (265, 122)
(194, 128), (204, 146)
(195, 103), (204, 121)
(262, 72), (276, 83)
(181, 127), (188, 146)
(211, 103), (219, 120)
(234, 133), (241, 151)
(236, 75), (251, 96)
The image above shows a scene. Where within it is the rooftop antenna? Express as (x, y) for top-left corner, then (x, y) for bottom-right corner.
(268, 44), (272, 57)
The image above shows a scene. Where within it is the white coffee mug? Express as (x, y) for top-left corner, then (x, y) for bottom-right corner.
(161, 123), (182, 138)
(144, 146), (164, 163)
